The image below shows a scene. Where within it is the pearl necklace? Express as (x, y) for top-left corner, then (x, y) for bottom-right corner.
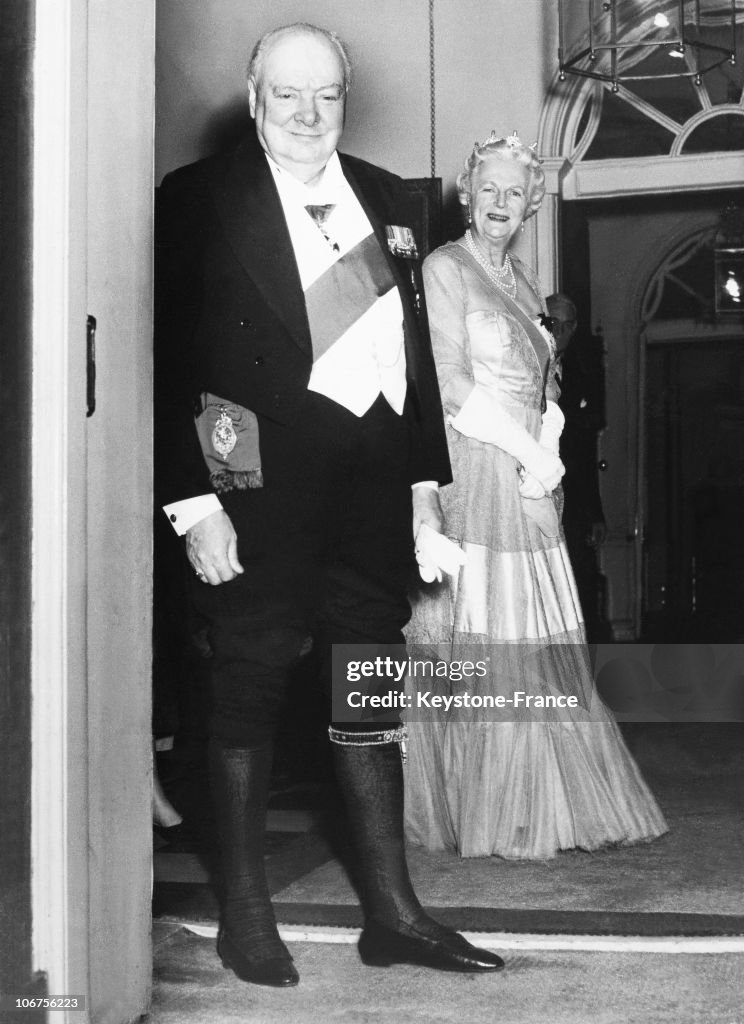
(464, 229), (516, 299)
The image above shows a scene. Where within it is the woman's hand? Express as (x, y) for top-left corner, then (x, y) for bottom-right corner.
(522, 445), (564, 493)
(518, 471), (546, 500)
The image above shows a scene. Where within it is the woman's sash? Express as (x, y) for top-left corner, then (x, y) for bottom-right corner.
(460, 245), (560, 538)
(459, 244), (553, 388)
(488, 280), (552, 388)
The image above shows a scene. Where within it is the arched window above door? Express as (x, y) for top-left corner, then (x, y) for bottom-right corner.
(565, 23), (744, 161)
(641, 226), (717, 322)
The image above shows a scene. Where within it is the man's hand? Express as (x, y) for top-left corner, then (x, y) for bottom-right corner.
(185, 509), (244, 585)
(412, 488), (467, 583)
(415, 523), (467, 583)
(412, 486), (444, 539)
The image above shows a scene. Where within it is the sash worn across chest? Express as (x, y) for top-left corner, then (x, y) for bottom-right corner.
(303, 233), (396, 362)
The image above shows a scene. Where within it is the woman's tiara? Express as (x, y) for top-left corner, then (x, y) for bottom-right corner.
(472, 130), (539, 157)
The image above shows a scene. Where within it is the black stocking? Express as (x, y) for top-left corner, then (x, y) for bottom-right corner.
(331, 740), (452, 940)
(208, 740), (287, 960)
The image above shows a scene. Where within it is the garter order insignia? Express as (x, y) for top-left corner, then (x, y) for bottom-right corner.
(386, 225), (419, 260)
(212, 408), (237, 460)
(195, 393), (263, 492)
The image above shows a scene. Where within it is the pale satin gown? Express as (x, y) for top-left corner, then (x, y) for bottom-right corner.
(403, 241), (668, 859)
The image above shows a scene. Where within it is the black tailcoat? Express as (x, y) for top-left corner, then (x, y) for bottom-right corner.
(155, 131), (452, 506)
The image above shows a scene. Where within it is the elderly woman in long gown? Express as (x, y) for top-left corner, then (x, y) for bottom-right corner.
(403, 133), (667, 859)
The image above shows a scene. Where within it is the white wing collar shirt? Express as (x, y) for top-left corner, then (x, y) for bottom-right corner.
(267, 151), (407, 417)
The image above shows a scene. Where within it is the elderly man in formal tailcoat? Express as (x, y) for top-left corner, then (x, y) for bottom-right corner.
(155, 22), (503, 987)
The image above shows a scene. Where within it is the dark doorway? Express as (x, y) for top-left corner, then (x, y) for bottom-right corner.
(644, 336), (744, 640)
(561, 188), (744, 642)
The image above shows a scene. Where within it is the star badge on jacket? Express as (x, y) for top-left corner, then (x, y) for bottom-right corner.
(386, 225), (419, 260)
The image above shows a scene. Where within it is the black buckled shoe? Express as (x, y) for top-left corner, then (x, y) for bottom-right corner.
(358, 919), (505, 973)
(217, 927), (299, 987)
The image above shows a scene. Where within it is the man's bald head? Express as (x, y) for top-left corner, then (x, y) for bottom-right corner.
(247, 23), (351, 94)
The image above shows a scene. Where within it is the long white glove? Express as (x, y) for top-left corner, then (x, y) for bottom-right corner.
(450, 385), (565, 492)
(538, 400), (565, 456)
(415, 523), (467, 583)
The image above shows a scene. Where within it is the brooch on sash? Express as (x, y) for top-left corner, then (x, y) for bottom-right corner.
(212, 408), (238, 460)
(386, 225), (419, 260)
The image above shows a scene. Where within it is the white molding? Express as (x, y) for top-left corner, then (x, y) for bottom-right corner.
(541, 157), (571, 195)
(671, 103), (744, 156)
(534, 193), (561, 294)
(31, 0), (89, 1017)
(539, 72), (598, 160)
(32, 0), (72, 985)
(568, 83), (603, 165)
(611, 81), (682, 136)
(563, 151), (744, 200)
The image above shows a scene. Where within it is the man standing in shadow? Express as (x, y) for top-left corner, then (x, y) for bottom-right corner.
(547, 292), (610, 641)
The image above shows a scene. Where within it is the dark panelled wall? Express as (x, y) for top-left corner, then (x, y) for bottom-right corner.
(0, 0), (40, 1005)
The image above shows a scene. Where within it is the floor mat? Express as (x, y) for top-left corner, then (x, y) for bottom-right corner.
(153, 724), (744, 938)
(150, 926), (744, 1024)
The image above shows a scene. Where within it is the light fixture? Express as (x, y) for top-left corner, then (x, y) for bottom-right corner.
(714, 202), (744, 317)
(557, 1), (737, 91)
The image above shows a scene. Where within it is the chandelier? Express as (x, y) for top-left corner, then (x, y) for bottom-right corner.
(557, 1), (737, 90)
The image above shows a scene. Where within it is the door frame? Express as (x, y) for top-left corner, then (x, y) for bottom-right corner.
(31, 2), (156, 1020)
(32, 0), (90, 1010)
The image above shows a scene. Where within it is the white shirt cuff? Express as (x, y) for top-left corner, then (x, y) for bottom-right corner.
(411, 480), (439, 492)
(163, 494), (223, 535)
